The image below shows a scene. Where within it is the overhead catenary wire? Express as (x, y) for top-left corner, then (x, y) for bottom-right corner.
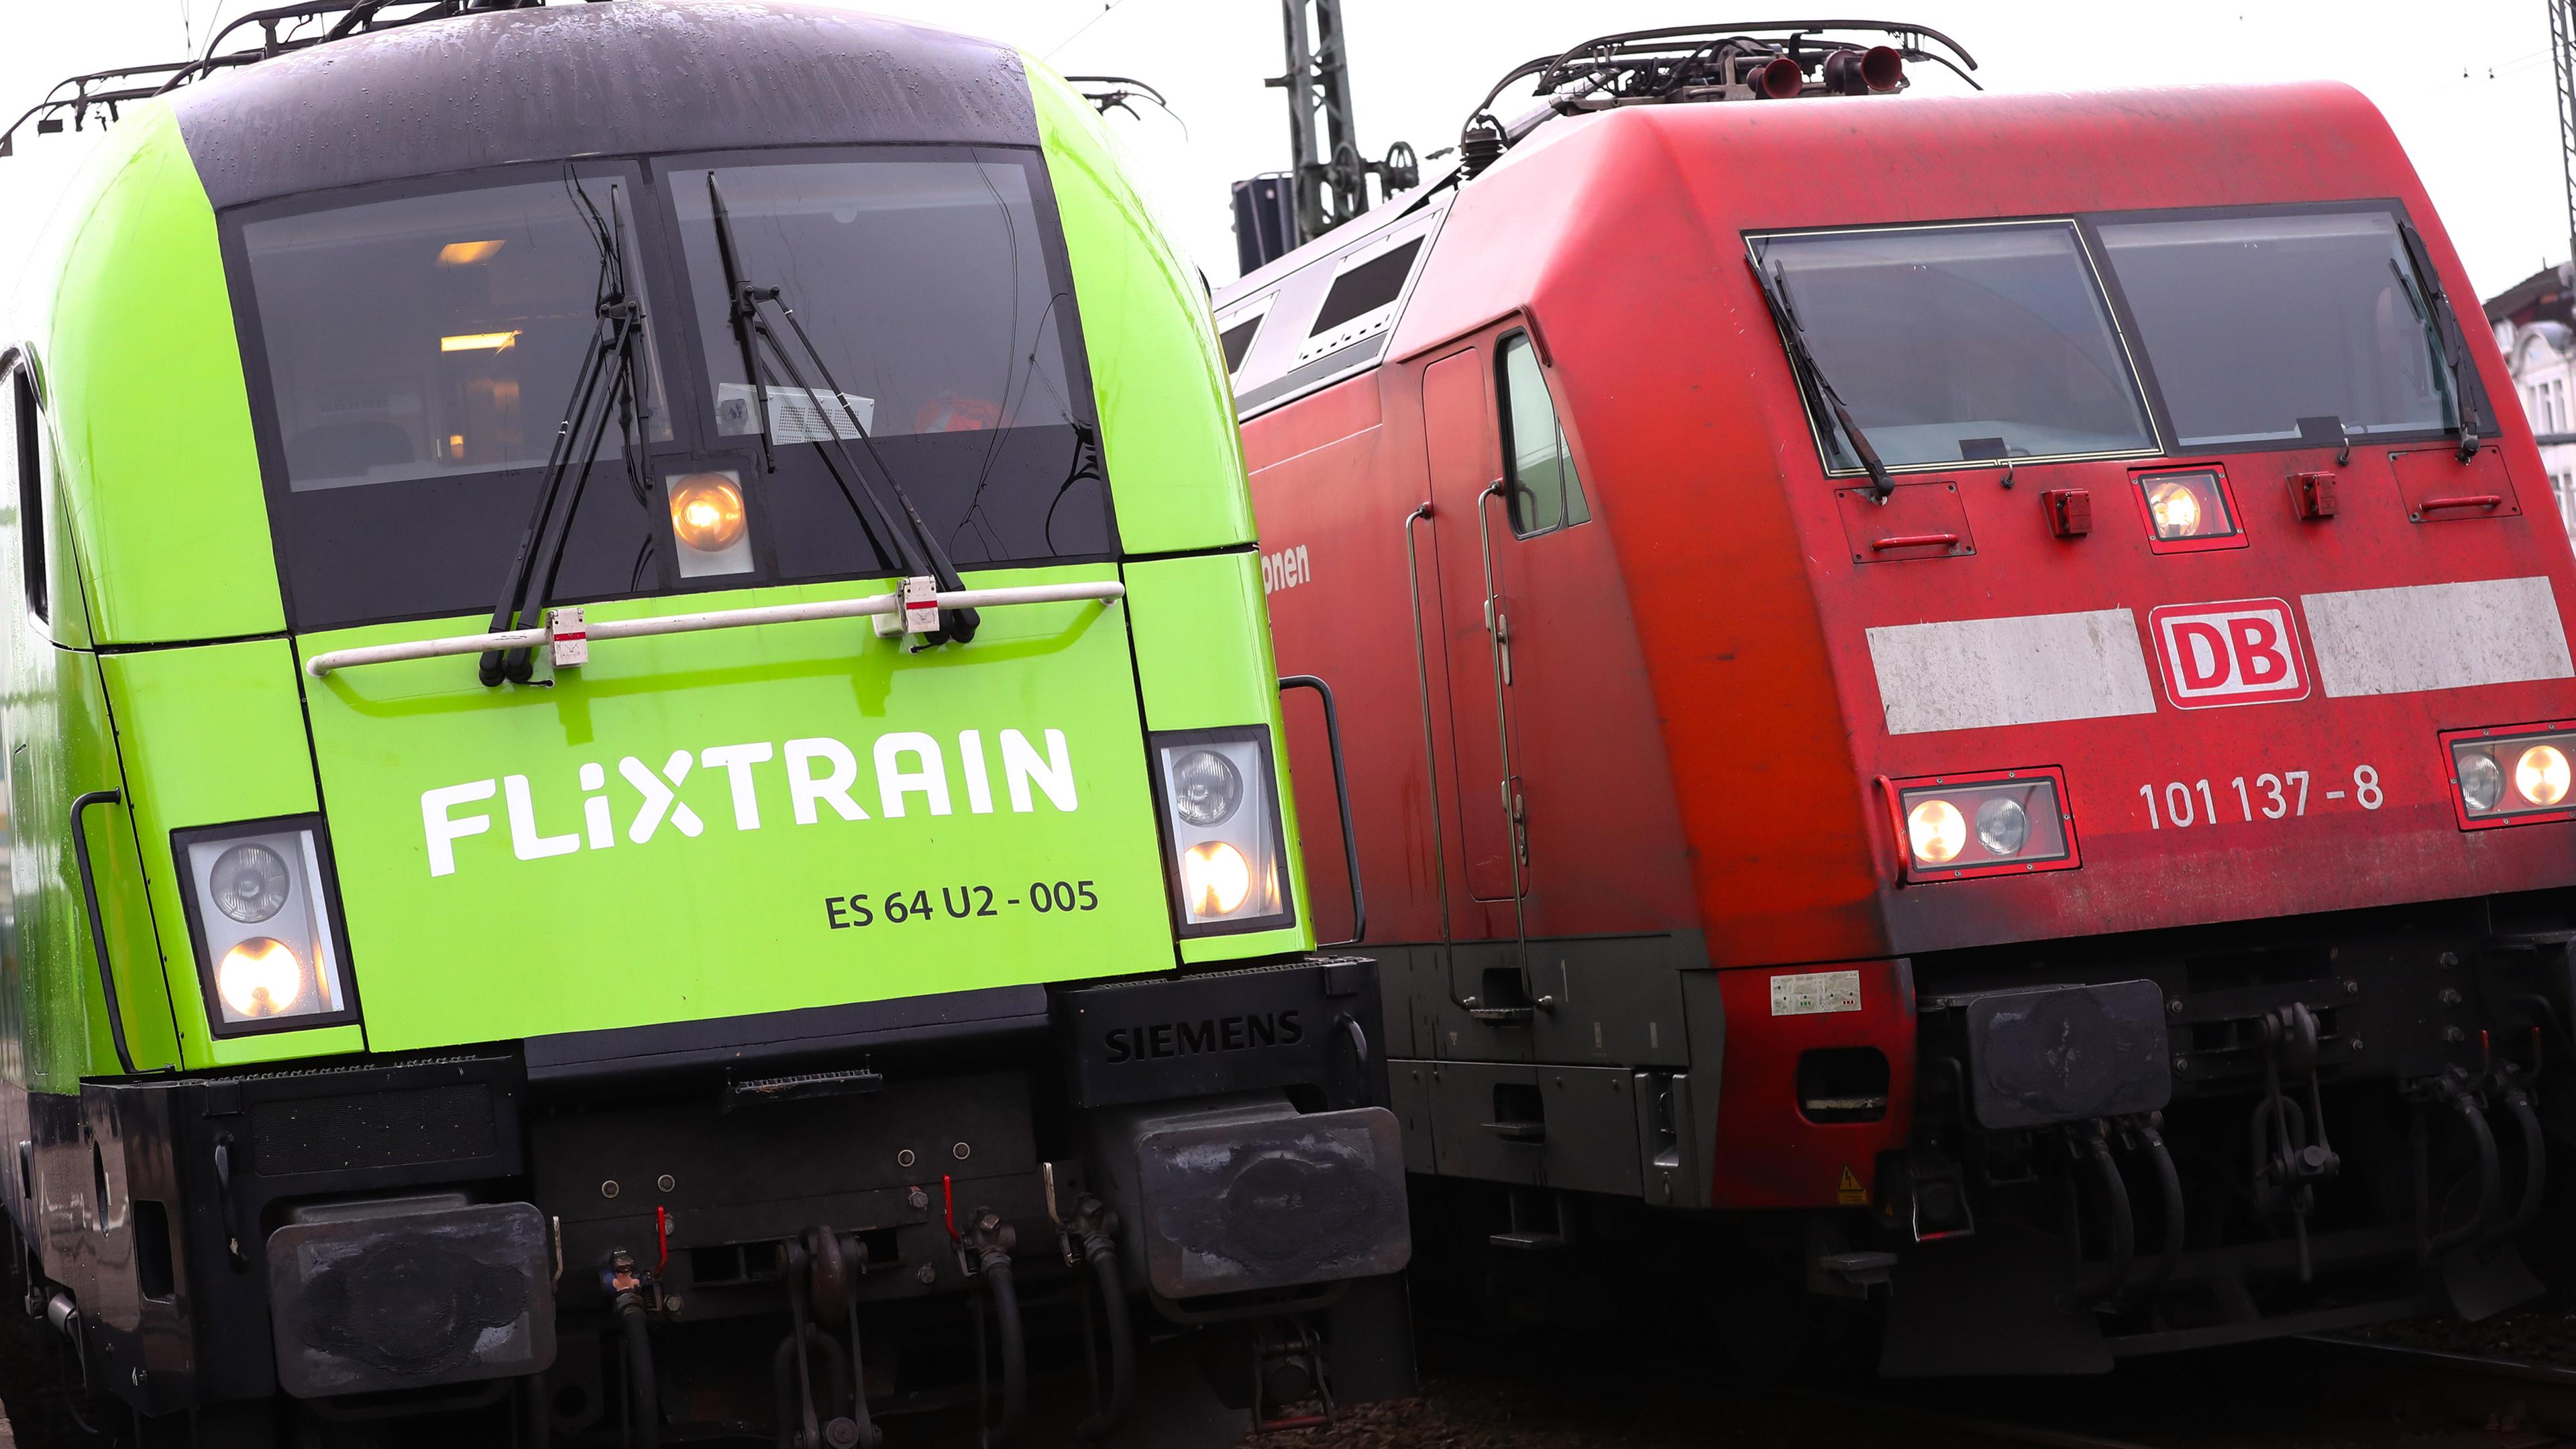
(1044, 0), (1137, 62)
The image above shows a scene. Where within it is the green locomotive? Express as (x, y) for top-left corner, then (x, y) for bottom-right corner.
(0, 1), (1409, 1443)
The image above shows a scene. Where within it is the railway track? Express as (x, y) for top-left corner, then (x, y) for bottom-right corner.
(1280, 1315), (2576, 1448)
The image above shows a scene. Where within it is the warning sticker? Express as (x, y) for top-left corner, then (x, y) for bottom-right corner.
(1770, 969), (1862, 1016)
(1837, 1166), (1868, 1205)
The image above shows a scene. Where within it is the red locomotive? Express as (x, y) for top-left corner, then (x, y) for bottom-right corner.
(1221, 23), (2576, 1372)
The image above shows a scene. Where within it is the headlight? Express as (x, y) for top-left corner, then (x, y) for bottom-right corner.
(1890, 769), (2077, 880)
(177, 818), (356, 1035)
(1170, 749), (1244, 827)
(1181, 842), (1253, 915)
(2519, 745), (2570, 806)
(2448, 724), (2576, 826)
(2132, 468), (2240, 549)
(209, 843), (290, 924)
(1152, 727), (1295, 934)
(217, 938), (306, 1018)
(666, 470), (753, 578)
(1907, 800), (1965, 865)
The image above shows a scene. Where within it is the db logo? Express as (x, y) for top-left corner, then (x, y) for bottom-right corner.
(2147, 599), (2309, 708)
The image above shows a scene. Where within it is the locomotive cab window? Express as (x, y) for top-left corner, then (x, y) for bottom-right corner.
(233, 168), (676, 628)
(229, 148), (1108, 631)
(1497, 333), (1590, 537)
(3, 360), (41, 622)
(667, 152), (1108, 583)
(1750, 221), (2157, 472)
(2092, 207), (2466, 451)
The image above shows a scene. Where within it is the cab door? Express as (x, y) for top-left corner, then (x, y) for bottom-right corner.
(1419, 347), (1525, 912)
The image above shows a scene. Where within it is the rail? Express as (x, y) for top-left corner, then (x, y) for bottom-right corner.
(303, 580), (1126, 678)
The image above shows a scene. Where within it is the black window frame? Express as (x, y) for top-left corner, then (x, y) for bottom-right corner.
(219, 142), (1112, 635)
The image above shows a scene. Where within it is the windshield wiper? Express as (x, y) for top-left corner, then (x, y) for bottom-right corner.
(2394, 220), (2491, 464)
(707, 174), (981, 644)
(478, 172), (655, 686)
(1750, 255), (1893, 500)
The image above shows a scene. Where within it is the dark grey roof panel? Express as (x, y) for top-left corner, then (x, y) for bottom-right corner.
(172, 0), (1038, 209)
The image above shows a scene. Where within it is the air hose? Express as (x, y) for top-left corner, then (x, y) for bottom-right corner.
(616, 1293), (659, 1449)
(2427, 1088), (2502, 1255)
(977, 1241), (1026, 1449)
(1073, 1232), (1134, 1443)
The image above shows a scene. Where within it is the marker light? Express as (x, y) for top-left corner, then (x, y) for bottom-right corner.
(440, 331), (521, 353)
(2518, 745), (2571, 806)
(669, 474), (747, 552)
(435, 240), (505, 267)
(1907, 799), (1966, 865)
(180, 819), (355, 1035)
(217, 938), (306, 1019)
(1892, 771), (2076, 879)
(1181, 842), (1254, 916)
(2446, 725), (2576, 826)
(1153, 729), (1296, 934)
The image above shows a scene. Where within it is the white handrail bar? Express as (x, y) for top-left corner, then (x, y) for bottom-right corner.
(303, 580), (1126, 678)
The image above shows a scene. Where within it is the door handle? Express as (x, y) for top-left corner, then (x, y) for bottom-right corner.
(1482, 1120), (1545, 1142)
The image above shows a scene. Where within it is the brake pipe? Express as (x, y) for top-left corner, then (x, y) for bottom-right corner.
(2426, 1086), (2502, 1256)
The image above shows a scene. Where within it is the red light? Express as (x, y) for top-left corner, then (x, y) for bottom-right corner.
(1754, 56), (1804, 99)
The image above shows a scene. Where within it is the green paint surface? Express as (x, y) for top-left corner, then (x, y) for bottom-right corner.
(299, 566), (1175, 1051)
(1027, 60), (1255, 556)
(33, 105), (280, 647)
(1124, 553), (1314, 962)
(99, 639), (364, 1068)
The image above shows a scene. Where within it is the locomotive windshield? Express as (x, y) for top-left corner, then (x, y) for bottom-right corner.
(667, 154), (1102, 582)
(2091, 208), (2457, 449)
(229, 149), (1104, 632)
(244, 174), (673, 493)
(1750, 221), (2157, 470)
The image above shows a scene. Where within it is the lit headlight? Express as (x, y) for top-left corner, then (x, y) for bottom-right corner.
(2133, 468), (2239, 548)
(177, 818), (356, 1035)
(666, 470), (754, 578)
(1890, 769), (2076, 880)
(1153, 728), (1295, 934)
(2447, 724), (2576, 826)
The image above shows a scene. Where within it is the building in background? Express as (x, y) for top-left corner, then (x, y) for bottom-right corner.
(2489, 262), (2576, 529)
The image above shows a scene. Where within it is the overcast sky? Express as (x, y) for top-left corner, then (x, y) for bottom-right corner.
(3, 0), (2571, 300)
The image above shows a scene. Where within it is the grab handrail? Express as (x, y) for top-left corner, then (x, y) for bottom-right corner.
(68, 790), (143, 1075)
(1281, 675), (1365, 947)
(303, 580), (1126, 678)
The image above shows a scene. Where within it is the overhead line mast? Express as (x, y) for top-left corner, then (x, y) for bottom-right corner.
(2557, 0), (2576, 270)
(1236, 0), (1416, 272)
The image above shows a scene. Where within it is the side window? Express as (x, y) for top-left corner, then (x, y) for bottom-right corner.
(1497, 333), (1590, 539)
(0, 362), (39, 623)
